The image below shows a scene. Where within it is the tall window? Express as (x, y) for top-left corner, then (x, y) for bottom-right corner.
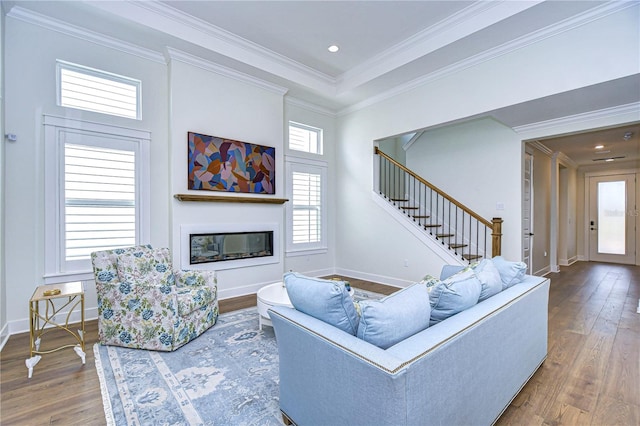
(44, 116), (150, 281)
(286, 122), (327, 254)
(57, 60), (141, 120)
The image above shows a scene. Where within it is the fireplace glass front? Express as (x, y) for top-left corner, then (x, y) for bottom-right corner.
(190, 231), (273, 265)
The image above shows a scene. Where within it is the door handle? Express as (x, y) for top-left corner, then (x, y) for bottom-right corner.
(529, 233), (534, 236)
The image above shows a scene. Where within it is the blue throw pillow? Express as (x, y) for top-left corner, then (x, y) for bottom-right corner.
(472, 259), (502, 301)
(423, 269), (481, 325)
(492, 256), (527, 289)
(284, 272), (359, 335)
(356, 283), (431, 349)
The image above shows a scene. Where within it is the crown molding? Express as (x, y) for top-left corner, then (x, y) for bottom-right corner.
(555, 151), (579, 169)
(339, 1), (636, 116)
(513, 102), (640, 136)
(165, 48), (288, 96)
(85, 0), (336, 95)
(285, 97), (337, 118)
(6, 5), (166, 63)
(337, 0), (543, 94)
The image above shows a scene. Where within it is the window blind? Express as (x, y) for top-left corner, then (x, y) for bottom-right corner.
(58, 61), (140, 120)
(64, 143), (136, 261)
(289, 122), (322, 154)
(292, 171), (322, 243)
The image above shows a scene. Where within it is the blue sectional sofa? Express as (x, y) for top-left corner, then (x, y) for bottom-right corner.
(269, 272), (550, 425)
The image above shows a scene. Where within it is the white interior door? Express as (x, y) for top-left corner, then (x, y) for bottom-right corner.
(523, 152), (533, 273)
(588, 174), (636, 264)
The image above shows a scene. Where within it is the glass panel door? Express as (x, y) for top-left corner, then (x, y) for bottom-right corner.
(589, 174), (635, 264)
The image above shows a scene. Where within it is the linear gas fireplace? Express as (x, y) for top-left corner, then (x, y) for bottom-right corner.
(190, 231), (273, 264)
(181, 223), (279, 270)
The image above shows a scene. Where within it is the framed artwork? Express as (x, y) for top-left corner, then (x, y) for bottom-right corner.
(188, 132), (275, 194)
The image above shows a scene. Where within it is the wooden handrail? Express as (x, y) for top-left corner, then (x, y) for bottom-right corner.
(375, 147), (492, 228)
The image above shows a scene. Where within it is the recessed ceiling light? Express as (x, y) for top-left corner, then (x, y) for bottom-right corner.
(605, 158), (615, 162)
(328, 45), (339, 53)
(594, 144), (604, 149)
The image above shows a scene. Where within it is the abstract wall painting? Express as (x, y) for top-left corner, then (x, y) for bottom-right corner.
(188, 132), (275, 194)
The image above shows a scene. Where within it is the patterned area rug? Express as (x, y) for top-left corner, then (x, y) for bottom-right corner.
(95, 289), (381, 425)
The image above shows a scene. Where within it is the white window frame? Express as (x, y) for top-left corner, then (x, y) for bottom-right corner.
(285, 156), (328, 255)
(56, 60), (142, 120)
(43, 115), (150, 283)
(288, 121), (323, 155)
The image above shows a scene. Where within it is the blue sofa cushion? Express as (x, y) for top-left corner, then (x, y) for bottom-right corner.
(284, 272), (359, 335)
(356, 283), (431, 349)
(423, 269), (481, 325)
(440, 265), (466, 280)
(473, 259), (503, 301)
(492, 256), (527, 289)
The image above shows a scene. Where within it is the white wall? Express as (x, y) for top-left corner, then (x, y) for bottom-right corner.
(531, 148), (552, 275)
(335, 6), (639, 284)
(406, 118), (521, 257)
(558, 165), (578, 266)
(3, 16), (170, 332)
(168, 58), (287, 299)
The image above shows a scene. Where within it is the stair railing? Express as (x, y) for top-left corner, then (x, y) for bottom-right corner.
(374, 147), (502, 261)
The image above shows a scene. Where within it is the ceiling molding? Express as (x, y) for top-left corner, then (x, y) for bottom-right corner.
(513, 102), (640, 135)
(337, 0), (543, 94)
(527, 140), (554, 157)
(6, 5), (166, 64)
(285, 97), (337, 118)
(165, 48), (288, 96)
(339, 1), (636, 117)
(85, 0), (337, 95)
(554, 151), (579, 170)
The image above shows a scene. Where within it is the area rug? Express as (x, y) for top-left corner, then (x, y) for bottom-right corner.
(94, 288), (382, 426)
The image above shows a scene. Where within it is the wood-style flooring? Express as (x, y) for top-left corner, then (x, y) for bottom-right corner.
(1, 262), (637, 425)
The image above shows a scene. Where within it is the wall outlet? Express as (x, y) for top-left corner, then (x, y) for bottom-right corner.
(404, 259), (409, 267)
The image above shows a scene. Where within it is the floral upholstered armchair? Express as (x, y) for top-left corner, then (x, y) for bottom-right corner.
(91, 245), (219, 351)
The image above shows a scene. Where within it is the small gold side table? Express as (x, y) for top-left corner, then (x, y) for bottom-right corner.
(26, 282), (86, 378)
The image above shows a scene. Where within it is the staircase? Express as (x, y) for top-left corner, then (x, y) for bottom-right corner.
(374, 147), (502, 263)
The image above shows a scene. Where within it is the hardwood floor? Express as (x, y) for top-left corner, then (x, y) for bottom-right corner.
(497, 262), (640, 426)
(1, 263), (637, 425)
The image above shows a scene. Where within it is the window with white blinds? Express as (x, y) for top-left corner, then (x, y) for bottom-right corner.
(289, 121), (323, 154)
(64, 143), (136, 261)
(286, 159), (327, 254)
(57, 61), (141, 120)
(292, 171), (321, 244)
(44, 115), (150, 282)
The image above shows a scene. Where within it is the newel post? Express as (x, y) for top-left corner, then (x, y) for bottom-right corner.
(491, 218), (503, 257)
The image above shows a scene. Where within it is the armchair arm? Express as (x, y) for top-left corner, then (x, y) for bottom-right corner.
(174, 269), (217, 288)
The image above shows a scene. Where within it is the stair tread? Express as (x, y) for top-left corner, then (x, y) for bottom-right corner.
(390, 198), (409, 202)
(463, 254), (482, 260)
(436, 234), (454, 238)
(401, 206), (419, 210)
(423, 224), (442, 228)
(450, 244), (468, 249)
(412, 215), (430, 218)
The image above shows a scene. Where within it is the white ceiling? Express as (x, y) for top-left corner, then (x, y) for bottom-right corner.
(4, 0), (640, 166)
